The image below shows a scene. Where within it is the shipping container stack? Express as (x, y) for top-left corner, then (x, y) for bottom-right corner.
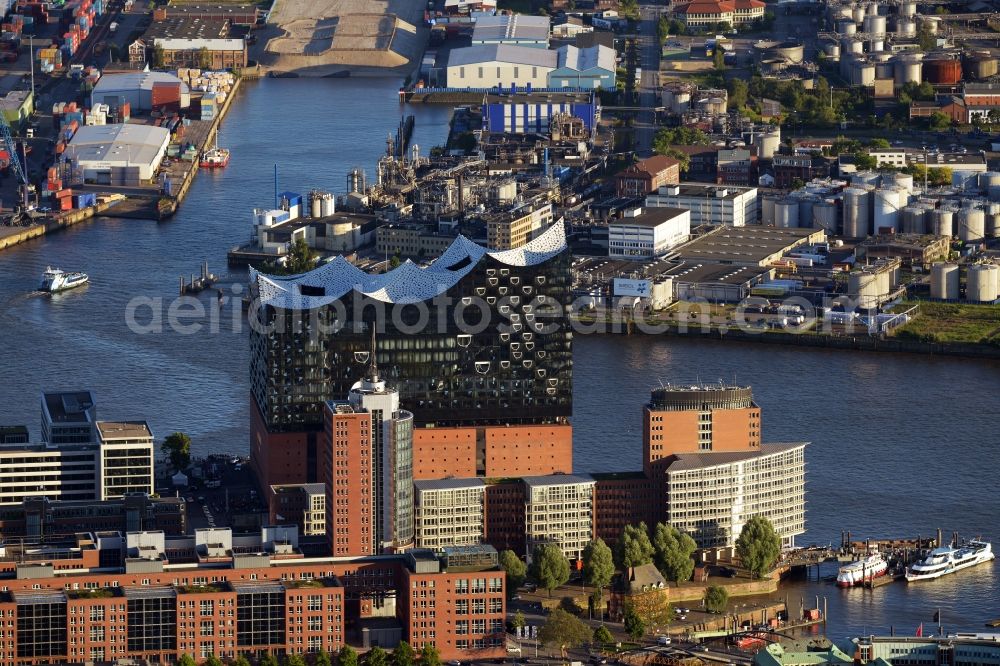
(1, 12), (23, 60)
(73, 192), (96, 208)
(37, 43), (62, 72)
(85, 102), (108, 125)
(54, 187), (73, 211)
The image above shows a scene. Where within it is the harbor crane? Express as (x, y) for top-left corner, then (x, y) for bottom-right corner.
(0, 111), (33, 212)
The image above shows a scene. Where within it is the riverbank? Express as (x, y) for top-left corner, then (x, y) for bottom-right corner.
(573, 315), (1000, 360)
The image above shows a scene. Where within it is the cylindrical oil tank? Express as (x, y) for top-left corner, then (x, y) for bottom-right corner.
(849, 270), (881, 309)
(966, 264), (1000, 302)
(320, 192), (335, 217)
(852, 5), (866, 22)
(900, 1), (916, 17)
(963, 52), (999, 80)
(930, 208), (954, 236)
(761, 193), (779, 226)
(901, 206), (927, 234)
(310, 191), (322, 218)
(850, 59), (876, 86)
(843, 187), (872, 237)
(814, 200), (839, 234)
(979, 171), (1000, 191)
(866, 2), (878, 16)
(775, 199), (800, 228)
(922, 54), (961, 84)
(986, 214), (1000, 238)
(956, 207), (986, 241)
(869, 39), (884, 53)
(864, 15), (886, 34)
(755, 130), (781, 159)
(797, 196), (817, 228)
(894, 53), (923, 85)
(931, 263), (960, 300)
(672, 91), (691, 114)
(874, 187), (902, 233)
(877, 268), (891, 299)
(824, 42), (842, 59)
(887, 171), (914, 194)
(852, 171), (880, 187)
(838, 19), (858, 35)
(876, 59), (895, 79)
(896, 17), (916, 37)
(919, 15), (939, 34)
(847, 39), (865, 55)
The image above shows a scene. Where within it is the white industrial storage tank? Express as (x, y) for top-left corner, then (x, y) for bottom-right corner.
(930, 208), (954, 236)
(869, 39), (884, 53)
(875, 58), (895, 79)
(843, 187), (872, 237)
(978, 171), (1000, 191)
(896, 17), (917, 37)
(852, 5), (866, 22)
(900, 0), (916, 17)
(887, 171), (914, 193)
(931, 263), (960, 300)
(874, 187), (902, 233)
(755, 130), (781, 159)
(849, 270), (882, 309)
(966, 264), (1000, 302)
(838, 19), (858, 35)
(901, 206), (927, 234)
(864, 15), (887, 34)
(813, 200), (839, 233)
(893, 53), (923, 84)
(796, 195), (817, 228)
(956, 208), (986, 241)
(775, 199), (800, 228)
(761, 194), (779, 226)
(852, 171), (880, 187)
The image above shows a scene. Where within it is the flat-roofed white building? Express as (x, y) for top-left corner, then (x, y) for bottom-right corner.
(646, 184), (758, 227)
(523, 474), (595, 561)
(90, 71), (191, 110)
(608, 206), (691, 258)
(472, 14), (550, 48)
(446, 44), (557, 88)
(659, 442), (806, 549)
(66, 124), (171, 183)
(414, 478), (486, 551)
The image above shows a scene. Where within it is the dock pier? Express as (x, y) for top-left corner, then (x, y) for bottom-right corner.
(179, 262), (219, 295)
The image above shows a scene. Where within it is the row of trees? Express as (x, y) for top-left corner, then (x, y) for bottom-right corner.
(175, 643), (444, 666)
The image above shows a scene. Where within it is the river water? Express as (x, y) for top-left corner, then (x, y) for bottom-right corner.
(0, 77), (998, 638)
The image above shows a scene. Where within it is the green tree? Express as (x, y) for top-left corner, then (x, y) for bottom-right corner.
(285, 655), (307, 666)
(233, 657), (252, 666)
(703, 585), (729, 614)
(198, 46), (212, 69)
(389, 254), (401, 269)
(735, 515), (782, 578)
(623, 602), (646, 639)
(618, 0), (639, 20)
(713, 46), (725, 71)
(512, 610), (526, 633)
(260, 655), (280, 666)
(617, 522), (655, 569)
(854, 153), (878, 171)
(582, 538), (615, 590)
(204, 656), (224, 666)
(151, 43), (165, 68)
(366, 647), (388, 666)
(653, 126), (711, 148)
(929, 112), (951, 131)
(529, 543), (570, 596)
(419, 645), (441, 666)
(337, 646), (358, 666)
(284, 237), (316, 274)
(867, 138), (891, 150)
(928, 166), (953, 186)
(161, 432), (191, 472)
(661, 147), (691, 174)
(314, 650), (333, 666)
(499, 550), (527, 594)
(538, 608), (591, 658)
(917, 25), (936, 50)
(727, 78), (748, 111)
(652, 523), (697, 584)
(593, 625), (614, 645)
(177, 655), (197, 666)
(391, 641), (415, 666)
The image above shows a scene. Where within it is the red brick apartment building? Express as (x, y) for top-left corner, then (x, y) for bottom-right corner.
(615, 155), (681, 197)
(0, 532), (504, 665)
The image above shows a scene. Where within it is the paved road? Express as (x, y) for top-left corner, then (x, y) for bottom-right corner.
(634, 5), (662, 157)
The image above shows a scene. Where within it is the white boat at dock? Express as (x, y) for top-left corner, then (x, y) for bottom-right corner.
(837, 552), (889, 587)
(906, 540), (994, 582)
(40, 267), (89, 292)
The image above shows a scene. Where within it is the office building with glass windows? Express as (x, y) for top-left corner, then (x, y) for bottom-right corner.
(249, 222), (574, 491)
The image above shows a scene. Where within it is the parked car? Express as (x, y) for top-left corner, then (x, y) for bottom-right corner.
(657, 636), (672, 646)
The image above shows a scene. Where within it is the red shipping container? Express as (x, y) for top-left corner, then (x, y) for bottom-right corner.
(55, 188), (72, 198)
(151, 81), (181, 106)
(59, 196), (72, 211)
(47, 179), (62, 191)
